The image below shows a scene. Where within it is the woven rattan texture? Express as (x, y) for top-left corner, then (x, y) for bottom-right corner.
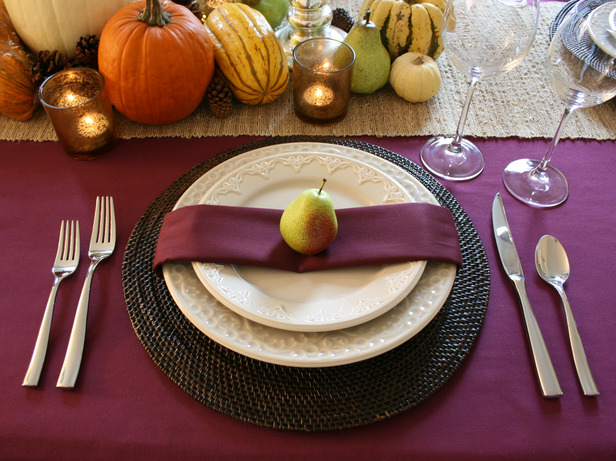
(121, 137), (490, 431)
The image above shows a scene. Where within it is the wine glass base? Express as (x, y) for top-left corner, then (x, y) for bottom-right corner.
(420, 136), (485, 181)
(503, 158), (569, 207)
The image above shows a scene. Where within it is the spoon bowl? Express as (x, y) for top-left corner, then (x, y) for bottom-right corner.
(535, 235), (599, 396)
(535, 235), (570, 287)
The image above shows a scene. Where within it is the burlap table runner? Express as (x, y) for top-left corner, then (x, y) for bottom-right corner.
(1, 1), (614, 141)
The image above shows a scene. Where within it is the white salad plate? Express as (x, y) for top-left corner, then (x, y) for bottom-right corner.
(192, 152), (426, 332)
(162, 143), (457, 367)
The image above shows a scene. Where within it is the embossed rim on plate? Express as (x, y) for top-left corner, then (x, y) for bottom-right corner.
(192, 151), (426, 332)
(162, 142), (456, 367)
(122, 136), (490, 431)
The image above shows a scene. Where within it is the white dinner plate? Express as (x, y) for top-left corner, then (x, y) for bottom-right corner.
(162, 143), (457, 367)
(192, 152), (425, 332)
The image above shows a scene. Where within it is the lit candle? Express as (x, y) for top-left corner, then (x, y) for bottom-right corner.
(78, 113), (110, 138)
(58, 92), (91, 108)
(292, 38), (355, 125)
(304, 85), (334, 107)
(39, 68), (117, 160)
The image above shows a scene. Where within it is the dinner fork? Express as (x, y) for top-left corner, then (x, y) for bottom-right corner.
(23, 221), (80, 387)
(57, 197), (116, 388)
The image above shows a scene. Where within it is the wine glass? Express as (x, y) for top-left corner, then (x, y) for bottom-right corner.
(503, 0), (616, 207)
(420, 0), (540, 181)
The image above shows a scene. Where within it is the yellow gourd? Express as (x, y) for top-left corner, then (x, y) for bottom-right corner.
(205, 3), (289, 105)
(389, 52), (441, 103)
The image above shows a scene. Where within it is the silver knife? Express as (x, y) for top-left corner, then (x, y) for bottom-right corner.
(492, 193), (563, 398)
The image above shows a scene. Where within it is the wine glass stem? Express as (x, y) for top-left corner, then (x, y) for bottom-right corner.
(450, 76), (480, 154)
(536, 106), (575, 172)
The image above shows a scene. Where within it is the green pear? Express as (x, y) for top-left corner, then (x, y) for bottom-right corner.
(343, 10), (391, 94)
(280, 179), (338, 255)
(240, 0), (289, 29)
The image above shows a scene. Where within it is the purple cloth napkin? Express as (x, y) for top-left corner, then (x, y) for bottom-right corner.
(153, 203), (462, 274)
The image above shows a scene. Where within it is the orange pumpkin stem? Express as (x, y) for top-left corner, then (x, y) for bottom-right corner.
(139, 0), (171, 27)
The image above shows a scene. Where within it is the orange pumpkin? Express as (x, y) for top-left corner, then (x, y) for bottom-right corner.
(98, 0), (215, 125)
(0, 0), (37, 121)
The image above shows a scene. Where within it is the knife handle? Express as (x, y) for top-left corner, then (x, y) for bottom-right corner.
(514, 279), (563, 398)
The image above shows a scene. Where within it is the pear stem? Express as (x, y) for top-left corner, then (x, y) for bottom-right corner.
(318, 178), (327, 195)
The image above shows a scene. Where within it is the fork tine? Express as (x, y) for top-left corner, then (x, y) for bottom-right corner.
(103, 197), (110, 243)
(56, 220), (67, 262)
(64, 221), (71, 260)
(73, 221), (80, 262)
(91, 197), (101, 247)
(108, 197), (116, 245)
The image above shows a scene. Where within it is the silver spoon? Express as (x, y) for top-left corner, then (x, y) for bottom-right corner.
(535, 235), (599, 396)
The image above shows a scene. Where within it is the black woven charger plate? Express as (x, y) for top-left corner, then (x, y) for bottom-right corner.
(550, 0), (580, 40)
(122, 137), (490, 431)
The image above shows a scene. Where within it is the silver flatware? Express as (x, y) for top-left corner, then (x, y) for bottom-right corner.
(492, 193), (562, 398)
(23, 220), (80, 387)
(535, 235), (599, 396)
(57, 197), (116, 389)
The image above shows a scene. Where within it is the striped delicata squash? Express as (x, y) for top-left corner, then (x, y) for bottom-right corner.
(205, 3), (289, 105)
(359, 0), (446, 61)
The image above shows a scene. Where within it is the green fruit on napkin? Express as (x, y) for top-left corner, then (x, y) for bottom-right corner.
(280, 179), (338, 255)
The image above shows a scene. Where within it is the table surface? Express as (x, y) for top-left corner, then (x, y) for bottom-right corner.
(1, 132), (615, 460)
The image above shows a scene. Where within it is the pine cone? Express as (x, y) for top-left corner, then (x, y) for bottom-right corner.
(332, 8), (355, 33)
(75, 35), (100, 68)
(171, 0), (202, 19)
(31, 50), (74, 87)
(207, 71), (233, 119)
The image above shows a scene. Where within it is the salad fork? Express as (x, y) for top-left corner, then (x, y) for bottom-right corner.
(23, 220), (80, 387)
(57, 197), (116, 388)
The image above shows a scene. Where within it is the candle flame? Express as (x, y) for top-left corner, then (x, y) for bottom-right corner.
(77, 113), (110, 138)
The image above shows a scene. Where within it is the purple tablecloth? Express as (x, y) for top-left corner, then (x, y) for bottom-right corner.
(1, 135), (615, 459)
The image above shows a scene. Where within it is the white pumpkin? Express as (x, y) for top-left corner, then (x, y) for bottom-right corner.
(389, 52), (441, 103)
(4, 0), (134, 57)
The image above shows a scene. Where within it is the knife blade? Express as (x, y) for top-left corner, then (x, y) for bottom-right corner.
(492, 193), (563, 398)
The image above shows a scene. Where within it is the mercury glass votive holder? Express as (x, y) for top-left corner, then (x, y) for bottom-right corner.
(39, 68), (117, 160)
(292, 38), (355, 125)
